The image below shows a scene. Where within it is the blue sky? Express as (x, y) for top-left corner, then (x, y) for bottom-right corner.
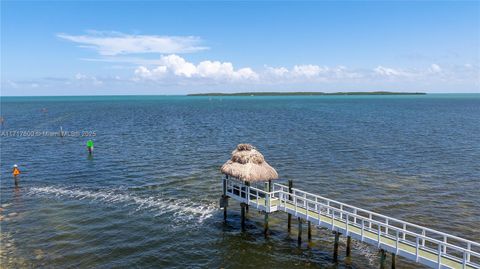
(1, 1), (479, 95)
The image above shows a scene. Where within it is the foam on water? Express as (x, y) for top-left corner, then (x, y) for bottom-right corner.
(28, 186), (217, 224)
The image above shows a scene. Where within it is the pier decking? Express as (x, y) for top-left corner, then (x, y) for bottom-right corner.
(224, 177), (480, 269)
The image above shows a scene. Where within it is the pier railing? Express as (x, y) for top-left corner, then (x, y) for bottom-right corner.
(225, 178), (279, 212)
(224, 178), (480, 269)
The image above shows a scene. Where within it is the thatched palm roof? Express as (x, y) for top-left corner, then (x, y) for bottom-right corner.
(221, 144), (278, 182)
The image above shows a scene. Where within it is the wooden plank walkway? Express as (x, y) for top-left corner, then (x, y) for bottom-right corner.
(224, 178), (480, 269)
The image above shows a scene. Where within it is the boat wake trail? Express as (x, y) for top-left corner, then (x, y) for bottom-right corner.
(28, 186), (217, 224)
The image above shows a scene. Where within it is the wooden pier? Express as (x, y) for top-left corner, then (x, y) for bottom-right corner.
(222, 177), (480, 269)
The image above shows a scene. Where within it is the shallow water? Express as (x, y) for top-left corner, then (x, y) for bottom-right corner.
(1, 94), (479, 268)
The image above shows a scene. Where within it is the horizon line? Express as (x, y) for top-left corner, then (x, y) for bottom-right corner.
(2, 92), (480, 98)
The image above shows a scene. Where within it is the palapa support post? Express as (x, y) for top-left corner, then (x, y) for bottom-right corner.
(346, 236), (352, 257)
(245, 181), (250, 213)
(333, 231), (341, 262)
(264, 212), (269, 238)
(391, 253), (396, 269)
(264, 180), (271, 238)
(287, 179), (293, 232)
(379, 249), (387, 269)
(307, 221), (312, 241)
(223, 201), (227, 221)
(240, 203), (246, 231)
(221, 176), (229, 222)
(297, 217), (303, 246)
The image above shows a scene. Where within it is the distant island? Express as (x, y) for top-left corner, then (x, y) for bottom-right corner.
(188, 91), (426, 96)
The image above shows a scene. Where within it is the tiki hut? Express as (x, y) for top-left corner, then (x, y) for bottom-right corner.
(221, 144), (278, 182)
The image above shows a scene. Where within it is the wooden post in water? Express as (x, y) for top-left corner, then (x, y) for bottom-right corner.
(240, 203), (246, 231)
(333, 231), (341, 262)
(245, 181), (250, 213)
(298, 217), (303, 246)
(307, 221), (312, 241)
(346, 236), (352, 256)
(264, 180), (272, 238)
(287, 180), (293, 232)
(379, 249), (387, 269)
(391, 253), (396, 269)
(222, 176), (228, 222)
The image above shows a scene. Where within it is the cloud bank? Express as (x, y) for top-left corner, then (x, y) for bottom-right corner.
(132, 54), (467, 86)
(134, 54), (258, 82)
(57, 31), (208, 55)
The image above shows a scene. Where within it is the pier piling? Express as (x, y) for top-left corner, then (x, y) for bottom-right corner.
(264, 213), (269, 238)
(240, 203), (246, 231)
(391, 253), (396, 269)
(223, 203), (227, 221)
(298, 217), (303, 245)
(222, 177), (228, 221)
(287, 180), (293, 232)
(307, 221), (312, 241)
(333, 231), (340, 262)
(264, 180), (272, 238)
(379, 249), (387, 269)
(245, 182), (250, 213)
(346, 236), (351, 256)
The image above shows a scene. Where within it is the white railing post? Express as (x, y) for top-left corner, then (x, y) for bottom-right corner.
(463, 252), (467, 269)
(467, 242), (471, 262)
(361, 219), (365, 240)
(294, 191), (298, 215)
(327, 201), (330, 216)
(395, 230), (399, 254)
(378, 224), (381, 247)
(279, 192), (282, 208)
(386, 219), (389, 235)
(402, 223), (406, 240)
(416, 237), (420, 262)
(306, 199), (309, 220)
(422, 230), (426, 246)
(318, 202), (321, 225)
(266, 191), (270, 212)
(369, 213), (372, 229)
(346, 213), (349, 235)
(331, 208), (335, 229)
(442, 235), (447, 254)
(340, 204), (343, 220)
(437, 244), (442, 269)
(353, 209), (357, 224)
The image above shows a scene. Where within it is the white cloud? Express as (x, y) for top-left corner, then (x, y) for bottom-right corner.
(292, 65), (328, 77)
(75, 73), (103, 85)
(429, 64), (442, 73)
(75, 73), (88, 80)
(58, 31), (208, 55)
(262, 65), (362, 82)
(265, 66), (289, 77)
(161, 54), (197, 77)
(134, 54), (258, 81)
(374, 66), (411, 77)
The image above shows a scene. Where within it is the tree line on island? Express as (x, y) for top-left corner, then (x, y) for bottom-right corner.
(187, 91), (426, 96)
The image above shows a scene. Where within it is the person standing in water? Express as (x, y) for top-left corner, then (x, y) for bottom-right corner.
(86, 140), (94, 155)
(12, 164), (21, 186)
